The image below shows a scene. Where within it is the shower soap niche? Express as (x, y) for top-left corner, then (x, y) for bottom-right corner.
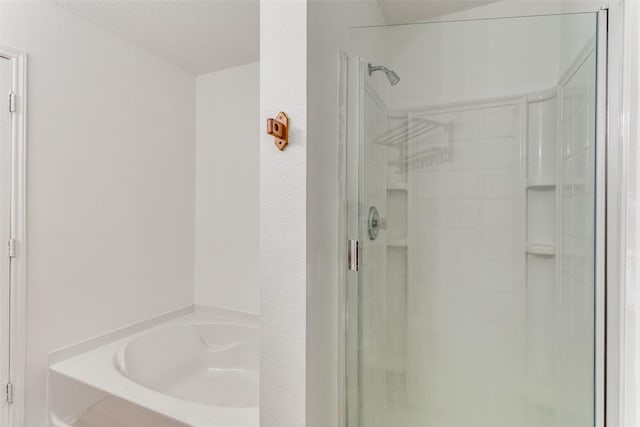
(526, 243), (556, 256)
(526, 188), (556, 254)
(526, 180), (555, 190)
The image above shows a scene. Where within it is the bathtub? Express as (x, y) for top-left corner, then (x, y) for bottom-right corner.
(115, 323), (258, 408)
(49, 308), (259, 427)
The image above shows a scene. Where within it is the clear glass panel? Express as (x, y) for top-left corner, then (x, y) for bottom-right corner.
(346, 12), (599, 427)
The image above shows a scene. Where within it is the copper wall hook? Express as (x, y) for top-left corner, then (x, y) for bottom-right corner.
(267, 112), (289, 151)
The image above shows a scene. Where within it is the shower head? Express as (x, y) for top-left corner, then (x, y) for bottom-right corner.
(368, 63), (400, 86)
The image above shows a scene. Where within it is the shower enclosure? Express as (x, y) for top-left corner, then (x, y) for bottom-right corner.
(345, 12), (605, 427)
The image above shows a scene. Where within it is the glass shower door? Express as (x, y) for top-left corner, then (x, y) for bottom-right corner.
(346, 12), (603, 427)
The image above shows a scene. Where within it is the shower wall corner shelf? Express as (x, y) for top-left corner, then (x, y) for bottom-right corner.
(527, 180), (556, 190)
(526, 243), (556, 256)
(387, 239), (408, 248)
(387, 183), (408, 191)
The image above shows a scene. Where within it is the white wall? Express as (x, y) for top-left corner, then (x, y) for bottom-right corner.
(195, 62), (259, 314)
(0, 2), (196, 425)
(260, 1), (308, 426)
(259, 1), (386, 426)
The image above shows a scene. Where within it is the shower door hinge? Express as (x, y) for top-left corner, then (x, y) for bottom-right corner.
(5, 382), (13, 404)
(8, 238), (15, 258)
(8, 92), (15, 113)
(348, 239), (359, 272)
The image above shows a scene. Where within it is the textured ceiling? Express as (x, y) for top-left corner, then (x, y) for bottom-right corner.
(376, 0), (498, 24)
(52, 0), (259, 75)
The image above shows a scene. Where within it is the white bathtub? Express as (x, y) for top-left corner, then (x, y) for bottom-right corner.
(49, 308), (259, 427)
(115, 323), (258, 408)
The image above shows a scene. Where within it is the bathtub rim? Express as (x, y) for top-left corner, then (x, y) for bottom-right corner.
(113, 321), (259, 408)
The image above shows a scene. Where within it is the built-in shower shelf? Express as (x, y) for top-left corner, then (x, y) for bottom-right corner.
(526, 180), (556, 190)
(526, 243), (556, 256)
(387, 183), (408, 191)
(387, 239), (408, 248)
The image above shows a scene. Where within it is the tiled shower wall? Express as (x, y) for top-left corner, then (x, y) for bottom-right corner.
(556, 47), (596, 427)
(359, 86), (389, 427)
(352, 18), (597, 427)
(406, 104), (525, 427)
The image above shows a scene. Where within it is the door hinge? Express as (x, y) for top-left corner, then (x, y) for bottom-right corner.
(348, 239), (359, 272)
(8, 238), (15, 258)
(5, 382), (13, 404)
(8, 92), (15, 113)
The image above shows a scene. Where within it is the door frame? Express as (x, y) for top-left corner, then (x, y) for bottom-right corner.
(338, 3), (631, 426)
(0, 44), (26, 427)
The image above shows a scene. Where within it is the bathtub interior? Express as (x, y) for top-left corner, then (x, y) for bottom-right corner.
(48, 309), (260, 427)
(115, 322), (259, 407)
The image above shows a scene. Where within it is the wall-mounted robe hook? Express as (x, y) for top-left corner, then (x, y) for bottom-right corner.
(267, 112), (289, 151)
